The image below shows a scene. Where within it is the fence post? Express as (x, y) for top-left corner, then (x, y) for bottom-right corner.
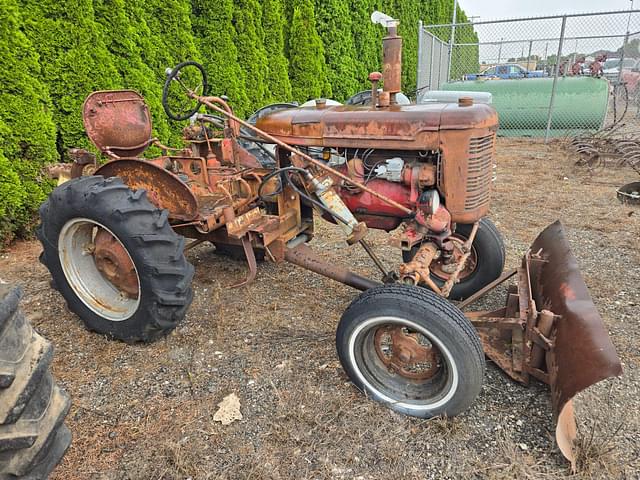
(439, 38), (445, 88)
(429, 34), (435, 90)
(417, 20), (424, 97)
(544, 15), (567, 143)
(527, 40), (533, 70)
(618, 31), (630, 84)
(447, 0), (458, 81)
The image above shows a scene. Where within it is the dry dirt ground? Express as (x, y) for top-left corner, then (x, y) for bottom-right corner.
(1, 138), (639, 479)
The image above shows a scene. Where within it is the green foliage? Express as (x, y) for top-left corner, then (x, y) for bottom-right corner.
(0, 142), (26, 244)
(288, 0), (332, 101)
(390, 0), (422, 94)
(93, 0), (172, 144)
(350, 0), (384, 91)
(140, 0), (200, 141)
(20, 0), (120, 153)
(0, 0), (57, 241)
(314, 0), (361, 100)
(0, 0), (475, 243)
(262, 0), (293, 102)
(233, 0), (271, 110)
(191, 0), (250, 116)
(451, 9), (480, 78)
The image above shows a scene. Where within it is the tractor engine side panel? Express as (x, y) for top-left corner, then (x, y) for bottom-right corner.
(439, 128), (496, 224)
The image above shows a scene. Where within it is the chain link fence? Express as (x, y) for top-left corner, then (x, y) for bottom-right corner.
(418, 10), (640, 140)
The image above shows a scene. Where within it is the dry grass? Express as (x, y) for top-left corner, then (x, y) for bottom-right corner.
(0, 138), (638, 479)
(571, 381), (628, 479)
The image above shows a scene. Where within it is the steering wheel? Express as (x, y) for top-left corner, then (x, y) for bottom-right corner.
(162, 61), (209, 121)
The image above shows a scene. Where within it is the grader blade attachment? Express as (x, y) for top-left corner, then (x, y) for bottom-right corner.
(466, 221), (622, 469)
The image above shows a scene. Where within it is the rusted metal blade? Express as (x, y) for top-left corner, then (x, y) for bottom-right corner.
(528, 220), (622, 469)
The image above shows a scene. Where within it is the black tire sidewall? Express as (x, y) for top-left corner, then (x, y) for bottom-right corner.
(39, 177), (191, 341)
(337, 286), (484, 418)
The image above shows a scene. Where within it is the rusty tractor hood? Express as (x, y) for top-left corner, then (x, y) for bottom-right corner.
(255, 102), (498, 150)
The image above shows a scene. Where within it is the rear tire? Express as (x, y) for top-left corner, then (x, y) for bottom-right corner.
(37, 176), (194, 342)
(336, 285), (484, 418)
(0, 285), (71, 479)
(403, 217), (505, 300)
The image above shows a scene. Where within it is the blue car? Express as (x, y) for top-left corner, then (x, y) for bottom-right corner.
(464, 63), (546, 80)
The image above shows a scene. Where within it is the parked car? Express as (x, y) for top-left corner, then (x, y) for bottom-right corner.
(464, 63), (546, 80)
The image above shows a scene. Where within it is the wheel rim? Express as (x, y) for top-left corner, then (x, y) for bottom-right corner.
(348, 316), (458, 411)
(430, 234), (478, 282)
(58, 218), (140, 321)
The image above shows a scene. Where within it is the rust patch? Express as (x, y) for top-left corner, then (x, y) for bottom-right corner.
(374, 325), (441, 380)
(95, 159), (199, 221)
(93, 228), (138, 299)
(83, 90), (152, 158)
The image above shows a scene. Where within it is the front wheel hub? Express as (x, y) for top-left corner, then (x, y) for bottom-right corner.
(431, 235), (477, 281)
(374, 325), (442, 380)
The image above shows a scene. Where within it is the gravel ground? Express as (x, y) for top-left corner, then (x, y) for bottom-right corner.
(0, 138), (638, 479)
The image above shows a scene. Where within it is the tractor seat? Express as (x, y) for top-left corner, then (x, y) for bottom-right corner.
(83, 90), (153, 158)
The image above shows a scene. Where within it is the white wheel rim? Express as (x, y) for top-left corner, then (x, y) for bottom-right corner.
(58, 218), (140, 322)
(347, 316), (459, 412)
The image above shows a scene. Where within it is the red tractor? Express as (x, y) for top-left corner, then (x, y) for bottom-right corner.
(38, 13), (620, 466)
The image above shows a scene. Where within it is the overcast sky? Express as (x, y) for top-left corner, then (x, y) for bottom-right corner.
(458, 0), (636, 21)
(441, 1), (640, 63)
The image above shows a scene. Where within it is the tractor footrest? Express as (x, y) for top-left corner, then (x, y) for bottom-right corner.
(226, 208), (278, 239)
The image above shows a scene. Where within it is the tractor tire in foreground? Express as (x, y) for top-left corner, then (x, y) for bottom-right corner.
(336, 284), (484, 418)
(0, 285), (71, 479)
(37, 176), (194, 343)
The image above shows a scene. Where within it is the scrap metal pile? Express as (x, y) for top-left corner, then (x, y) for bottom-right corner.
(569, 126), (640, 204)
(571, 132), (640, 174)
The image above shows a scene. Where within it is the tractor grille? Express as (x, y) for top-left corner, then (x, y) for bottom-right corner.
(465, 134), (494, 211)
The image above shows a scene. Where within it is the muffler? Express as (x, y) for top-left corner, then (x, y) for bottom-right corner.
(465, 221), (622, 469)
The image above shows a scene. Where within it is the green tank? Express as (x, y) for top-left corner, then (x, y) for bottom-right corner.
(441, 77), (609, 137)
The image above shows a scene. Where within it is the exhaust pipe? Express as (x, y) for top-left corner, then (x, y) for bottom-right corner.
(371, 11), (402, 106)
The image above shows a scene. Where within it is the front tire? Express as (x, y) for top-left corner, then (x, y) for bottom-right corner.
(336, 285), (484, 418)
(37, 176), (194, 342)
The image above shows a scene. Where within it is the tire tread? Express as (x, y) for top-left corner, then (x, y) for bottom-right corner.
(37, 176), (194, 342)
(0, 286), (71, 479)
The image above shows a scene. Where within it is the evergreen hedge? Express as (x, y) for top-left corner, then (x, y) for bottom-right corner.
(0, 0), (474, 244)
